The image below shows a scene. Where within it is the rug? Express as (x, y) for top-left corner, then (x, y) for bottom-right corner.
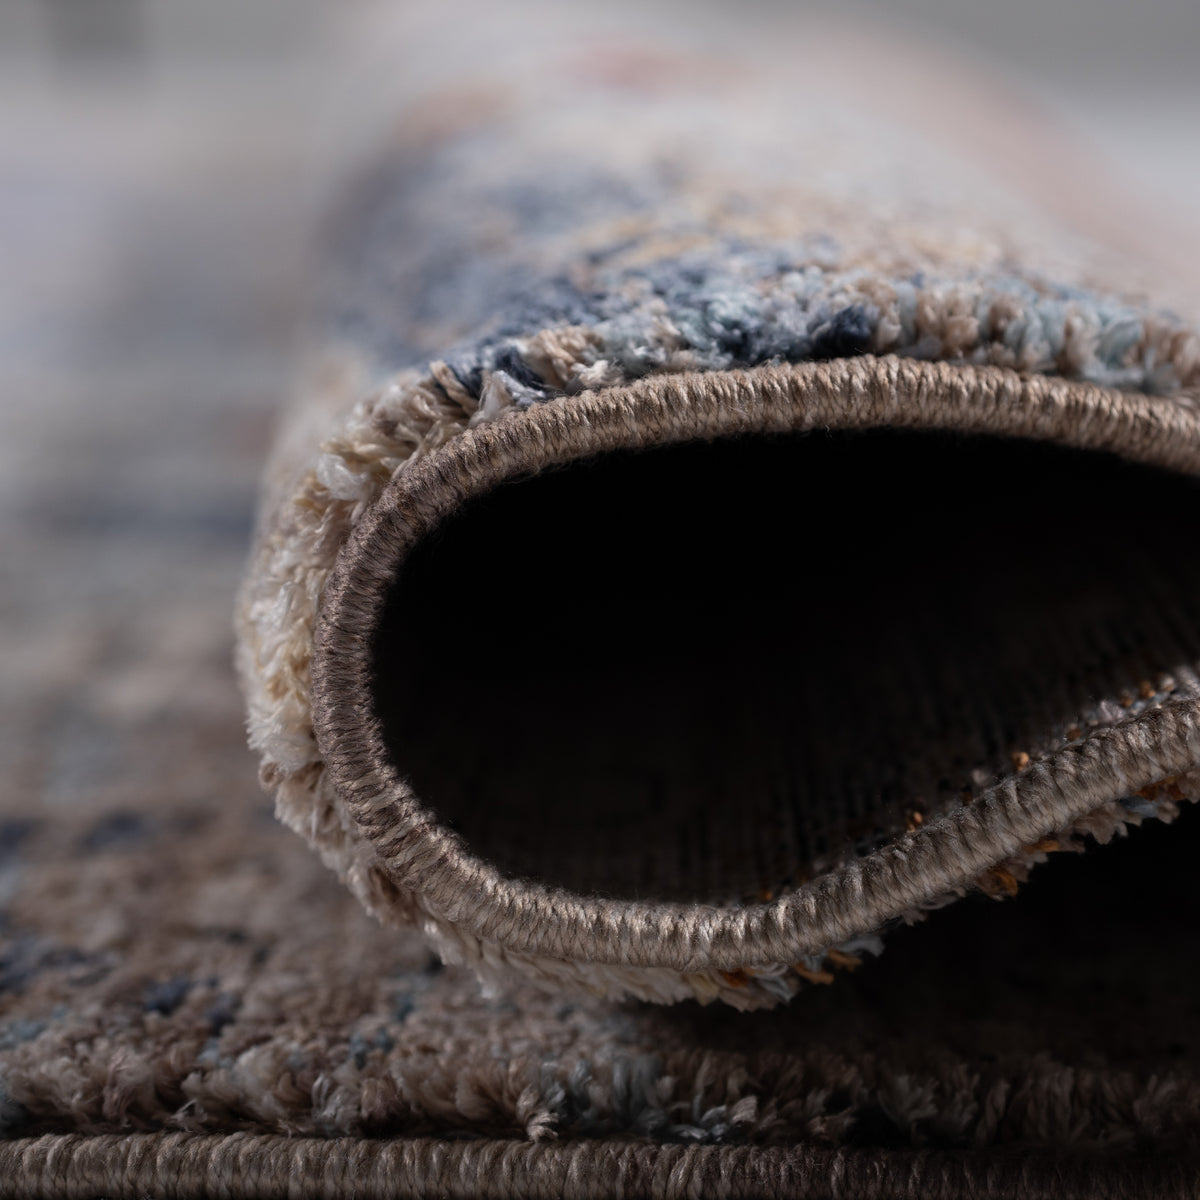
(5, 5), (1200, 1198)
(236, 3), (1200, 1010)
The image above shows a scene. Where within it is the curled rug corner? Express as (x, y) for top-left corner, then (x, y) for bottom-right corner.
(234, 12), (1200, 1014)
(7, 9), (1200, 1200)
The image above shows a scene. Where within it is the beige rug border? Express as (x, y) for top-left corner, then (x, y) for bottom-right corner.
(314, 356), (1200, 972)
(2, 1132), (1197, 1199)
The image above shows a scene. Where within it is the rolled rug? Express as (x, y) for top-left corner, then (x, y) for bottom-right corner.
(236, 5), (1200, 1011)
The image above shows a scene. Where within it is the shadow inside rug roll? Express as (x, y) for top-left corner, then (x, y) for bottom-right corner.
(375, 429), (1200, 904)
(235, 15), (1200, 1009)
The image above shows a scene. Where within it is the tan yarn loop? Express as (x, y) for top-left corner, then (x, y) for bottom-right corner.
(312, 355), (1200, 972)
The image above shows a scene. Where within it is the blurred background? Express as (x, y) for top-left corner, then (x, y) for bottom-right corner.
(0, 0), (1197, 780)
(3, 0), (1198, 514)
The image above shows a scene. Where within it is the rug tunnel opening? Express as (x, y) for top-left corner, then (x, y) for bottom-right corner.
(368, 427), (1200, 905)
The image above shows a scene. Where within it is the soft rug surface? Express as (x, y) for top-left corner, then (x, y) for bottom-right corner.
(236, 8), (1200, 1015)
(5, 6), (1200, 1198)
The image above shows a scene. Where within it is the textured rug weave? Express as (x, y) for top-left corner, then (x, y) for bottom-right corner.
(5, 6), (1200, 1198)
(237, 8), (1200, 1015)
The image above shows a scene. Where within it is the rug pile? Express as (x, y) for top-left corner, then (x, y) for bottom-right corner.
(4, 5), (1200, 1197)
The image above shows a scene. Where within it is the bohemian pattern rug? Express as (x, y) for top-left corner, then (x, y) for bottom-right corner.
(4, 6), (1200, 1198)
